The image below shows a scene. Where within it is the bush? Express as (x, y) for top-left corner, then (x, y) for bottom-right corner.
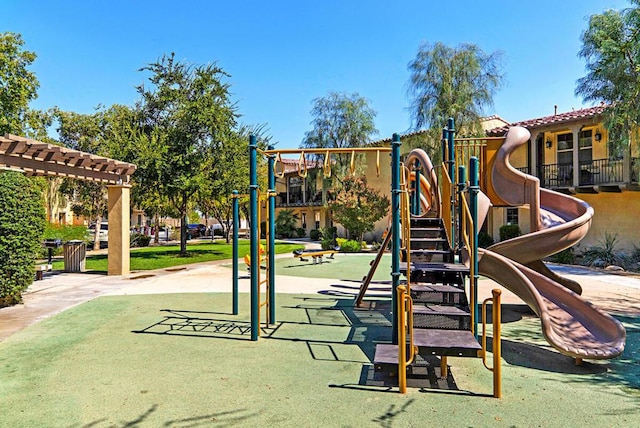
(499, 224), (521, 241)
(296, 227), (306, 238)
(550, 247), (576, 264)
(580, 233), (623, 267)
(41, 224), (89, 257)
(309, 229), (322, 241)
(0, 172), (46, 306)
(130, 233), (152, 247)
(320, 226), (338, 250)
(339, 239), (362, 253)
(478, 231), (494, 248)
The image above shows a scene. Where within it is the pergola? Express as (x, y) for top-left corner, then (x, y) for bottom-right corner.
(0, 134), (137, 275)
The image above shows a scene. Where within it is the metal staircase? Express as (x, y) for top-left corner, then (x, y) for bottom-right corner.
(372, 120), (502, 397)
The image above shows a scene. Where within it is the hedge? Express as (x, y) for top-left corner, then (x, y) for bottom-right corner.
(0, 172), (46, 306)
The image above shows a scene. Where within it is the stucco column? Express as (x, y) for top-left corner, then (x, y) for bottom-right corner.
(107, 184), (131, 275)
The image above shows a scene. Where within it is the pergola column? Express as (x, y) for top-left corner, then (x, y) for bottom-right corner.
(107, 184), (131, 275)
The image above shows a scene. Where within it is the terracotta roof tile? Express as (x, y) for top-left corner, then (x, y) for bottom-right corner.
(487, 105), (608, 136)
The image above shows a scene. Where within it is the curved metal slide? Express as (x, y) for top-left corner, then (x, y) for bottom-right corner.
(478, 126), (625, 359)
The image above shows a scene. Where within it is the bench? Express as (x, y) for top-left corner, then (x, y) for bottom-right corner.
(35, 264), (51, 281)
(293, 249), (337, 264)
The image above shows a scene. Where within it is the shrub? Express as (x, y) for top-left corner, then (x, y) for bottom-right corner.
(309, 229), (322, 241)
(478, 231), (494, 248)
(550, 247), (576, 264)
(130, 233), (151, 247)
(320, 226), (338, 250)
(339, 239), (362, 253)
(275, 209), (299, 238)
(296, 227), (306, 238)
(0, 172), (46, 306)
(41, 224), (89, 256)
(499, 224), (521, 241)
(580, 233), (623, 267)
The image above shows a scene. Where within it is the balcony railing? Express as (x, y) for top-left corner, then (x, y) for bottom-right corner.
(536, 158), (625, 189)
(276, 191), (326, 207)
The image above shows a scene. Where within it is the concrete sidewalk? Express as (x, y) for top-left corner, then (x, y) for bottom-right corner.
(0, 259), (348, 342)
(2, 260), (640, 343)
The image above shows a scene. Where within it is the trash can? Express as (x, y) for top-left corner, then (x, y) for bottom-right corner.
(63, 240), (86, 272)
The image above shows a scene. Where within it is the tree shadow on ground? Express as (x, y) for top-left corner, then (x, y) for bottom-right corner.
(74, 404), (259, 427)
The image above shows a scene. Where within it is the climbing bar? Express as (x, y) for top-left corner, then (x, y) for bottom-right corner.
(262, 147), (391, 155)
(481, 289), (502, 398)
(376, 150), (381, 177)
(323, 150), (332, 178)
(349, 150), (356, 176)
(274, 152), (285, 178)
(298, 152), (308, 178)
(397, 285), (417, 394)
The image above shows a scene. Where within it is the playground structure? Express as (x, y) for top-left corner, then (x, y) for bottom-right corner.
(292, 248), (338, 264)
(233, 121), (626, 396)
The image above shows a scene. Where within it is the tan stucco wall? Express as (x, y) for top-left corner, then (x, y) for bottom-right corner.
(574, 192), (640, 252)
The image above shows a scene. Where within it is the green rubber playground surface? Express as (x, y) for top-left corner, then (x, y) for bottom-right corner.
(274, 253), (393, 282)
(0, 292), (638, 427)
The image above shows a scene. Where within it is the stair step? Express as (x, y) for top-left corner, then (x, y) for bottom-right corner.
(410, 284), (466, 304)
(413, 328), (482, 357)
(412, 305), (471, 329)
(409, 249), (452, 255)
(374, 343), (404, 366)
(410, 218), (442, 227)
(402, 262), (470, 275)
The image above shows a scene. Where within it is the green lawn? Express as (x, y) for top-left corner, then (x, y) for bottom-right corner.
(52, 240), (303, 272)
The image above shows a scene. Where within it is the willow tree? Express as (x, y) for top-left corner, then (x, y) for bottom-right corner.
(301, 92), (378, 177)
(407, 42), (503, 140)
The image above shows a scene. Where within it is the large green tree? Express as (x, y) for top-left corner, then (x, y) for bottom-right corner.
(55, 109), (110, 249)
(0, 32), (39, 135)
(136, 53), (238, 255)
(329, 176), (390, 242)
(576, 1), (640, 152)
(407, 42), (503, 139)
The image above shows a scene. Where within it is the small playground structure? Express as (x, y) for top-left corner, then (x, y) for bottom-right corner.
(232, 121), (626, 396)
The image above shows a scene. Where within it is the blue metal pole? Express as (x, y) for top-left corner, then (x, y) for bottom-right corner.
(391, 133), (401, 345)
(469, 157), (480, 339)
(267, 146), (276, 324)
(249, 135), (259, 341)
(232, 190), (239, 315)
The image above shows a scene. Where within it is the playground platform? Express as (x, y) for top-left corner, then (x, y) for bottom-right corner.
(0, 258), (639, 426)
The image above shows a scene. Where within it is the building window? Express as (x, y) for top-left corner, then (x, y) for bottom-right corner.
(314, 212), (321, 230)
(289, 176), (303, 204)
(506, 208), (518, 225)
(556, 132), (573, 165)
(578, 129), (593, 165)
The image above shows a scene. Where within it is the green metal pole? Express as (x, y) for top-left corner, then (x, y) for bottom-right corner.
(249, 135), (259, 341)
(267, 146), (276, 324)
(232, 190), (239, 315)
(469, 157), (480, 340)
(457, 166), (466, 255)
(413, 161), (421, 216)
(391, 133), (401, 345)
(447, 118), (456, 252)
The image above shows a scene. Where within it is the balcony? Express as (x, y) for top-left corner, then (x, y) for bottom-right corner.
(276, 191), (327, 208)
(535, 158), (628, 191)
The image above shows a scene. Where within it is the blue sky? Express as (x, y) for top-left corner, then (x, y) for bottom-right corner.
(2, 0), (630, 148)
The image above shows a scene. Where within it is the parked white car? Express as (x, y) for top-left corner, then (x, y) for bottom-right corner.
(88, 222), (109, 248)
